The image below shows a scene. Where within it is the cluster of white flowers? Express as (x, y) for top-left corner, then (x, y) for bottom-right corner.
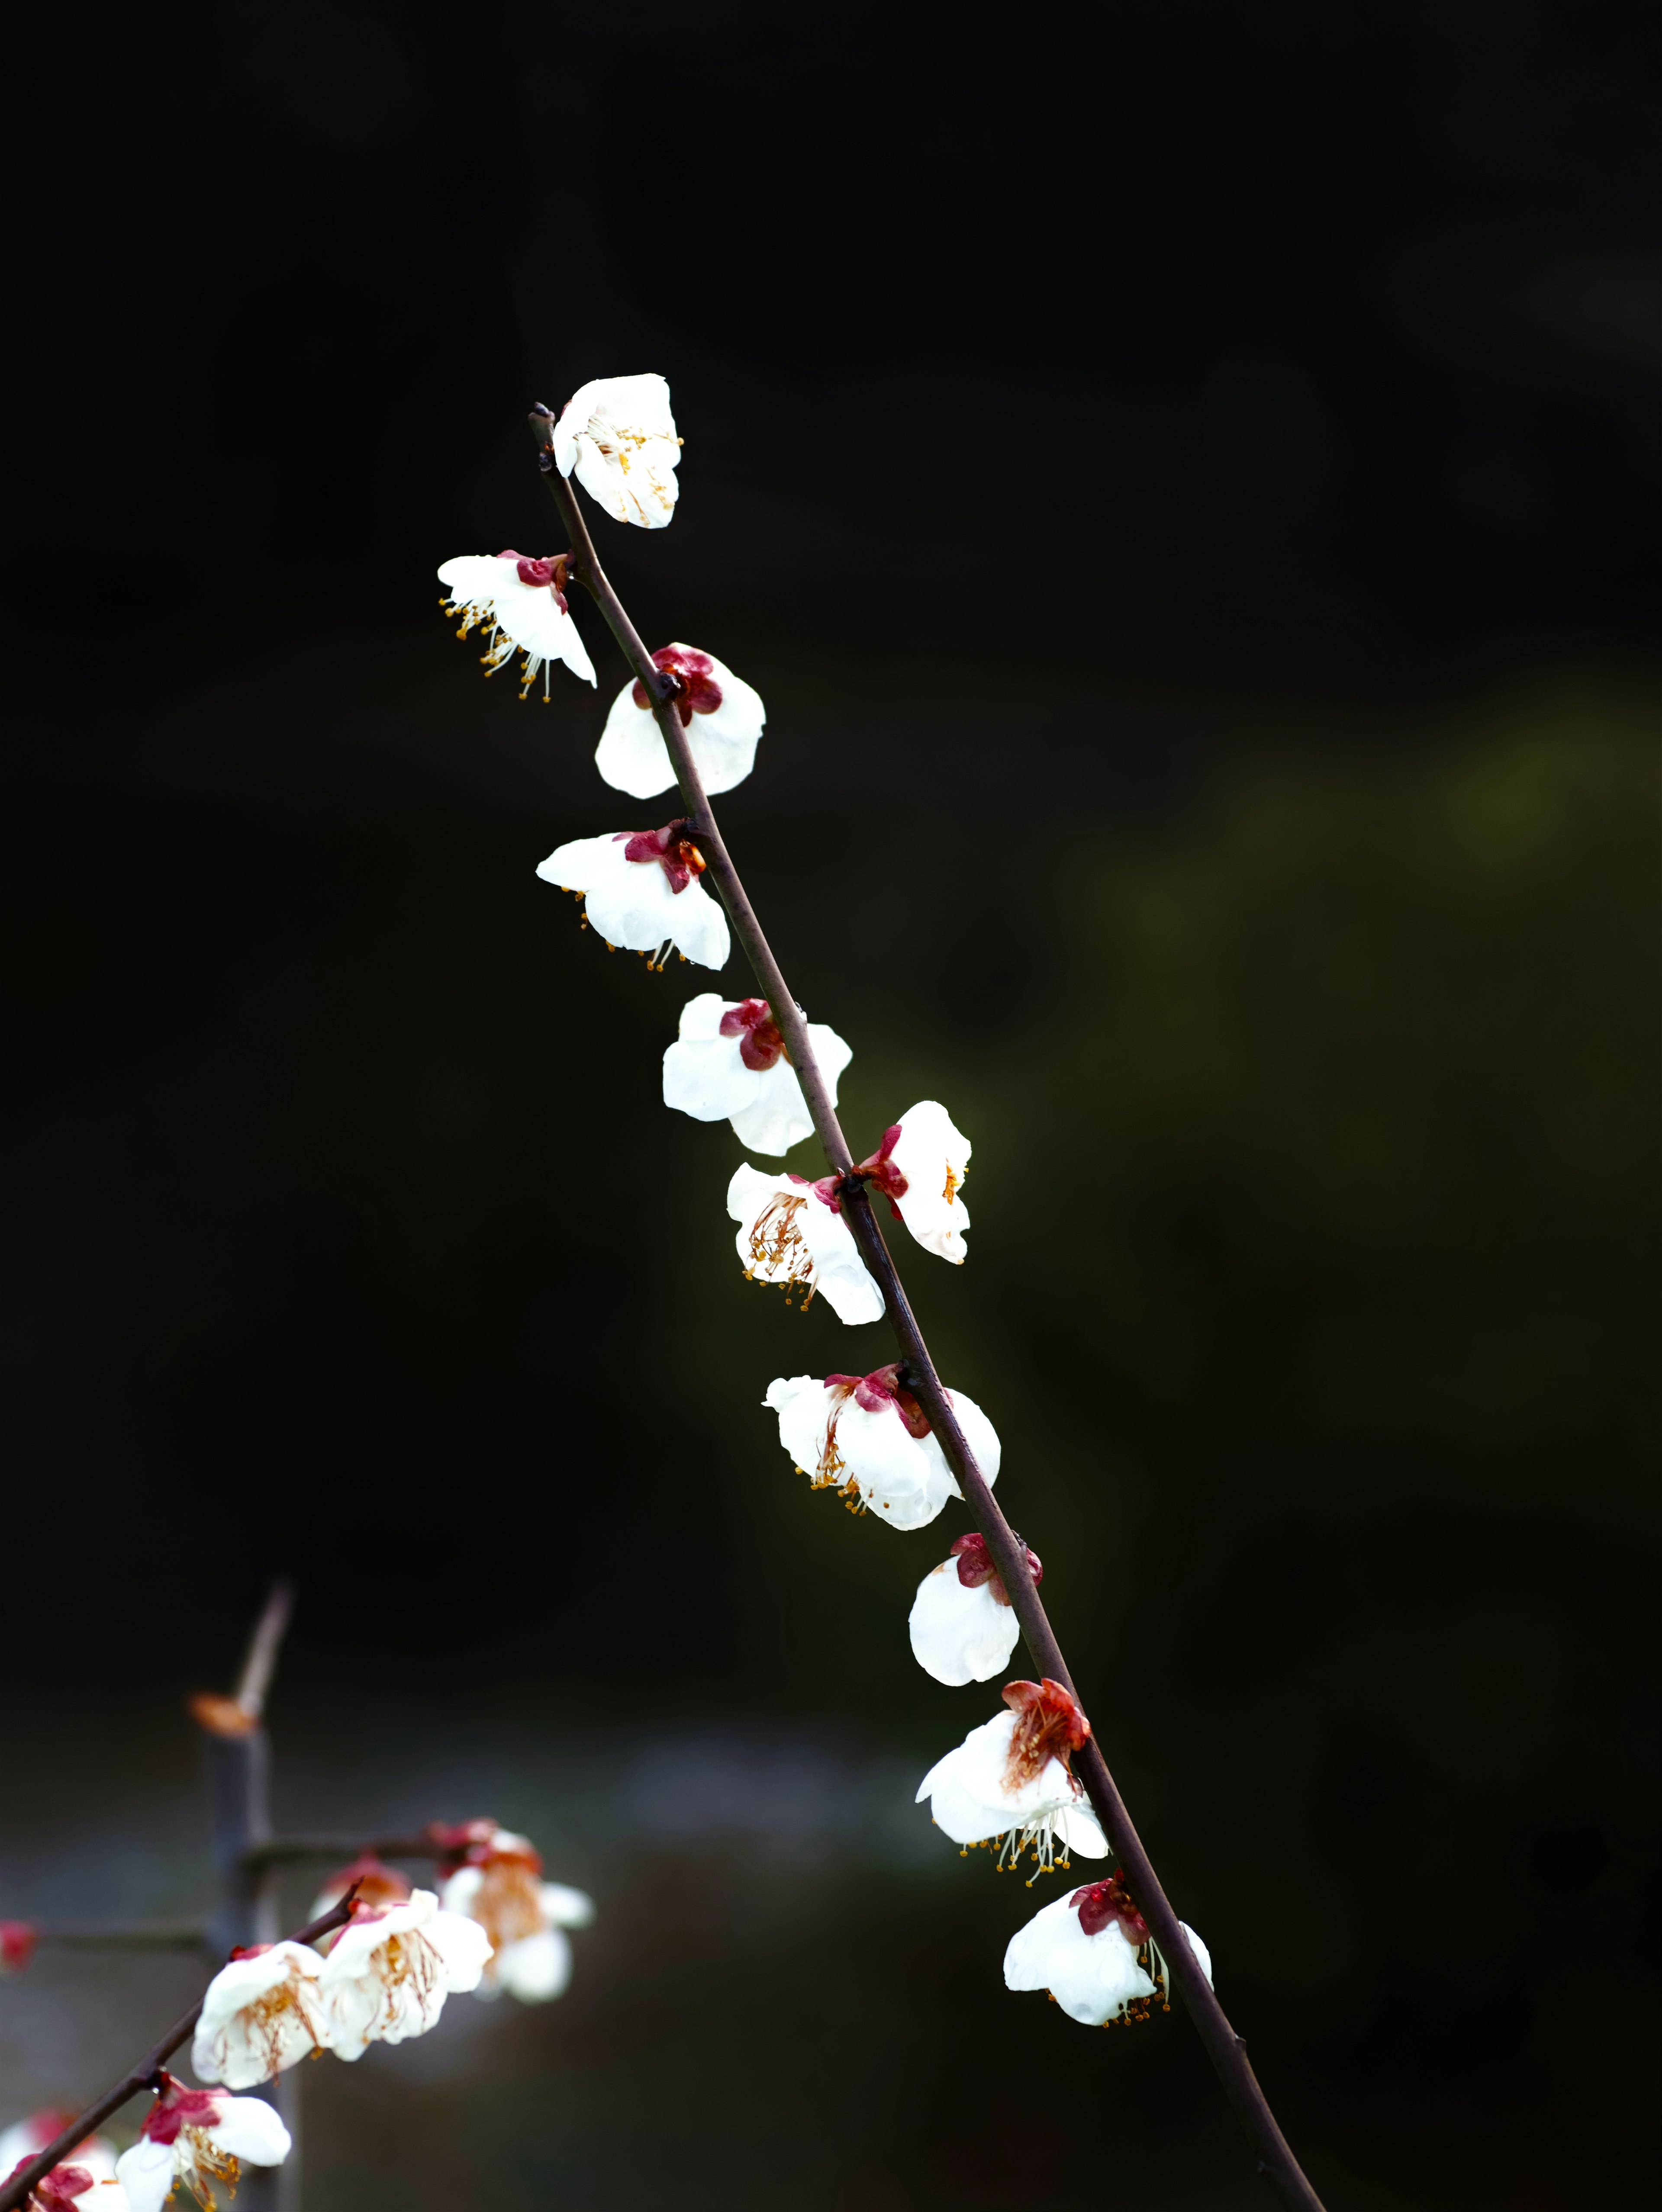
(434, 372), (1214, 2039)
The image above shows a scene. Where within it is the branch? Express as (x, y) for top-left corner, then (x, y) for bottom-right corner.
(31, 1923), (209, 1951)
(238, 1836), (447, 1870)
(533, 413), (1327, 2212)
(0, 1889), (360, 2212)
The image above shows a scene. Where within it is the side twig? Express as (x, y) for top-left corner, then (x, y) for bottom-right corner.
(533, 409), (1327, 2212)
(0, 1890), (360, 2212)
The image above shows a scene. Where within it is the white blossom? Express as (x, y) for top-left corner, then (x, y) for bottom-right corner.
(764, 1368), (1000, 1528)
(664, 995), (850, 1155)
(856, 1100), (971, 1262)
(537, 822), (730, 971)
(190, 1941), (329, 2090)
(306, 1852), (412, 1929)
(315, 1890), (493, 2059)
(909, 1532), (1037, 1682)
(596, 646), (764, 799)
(12, 2167), (129, 2212)
(916, 1679), (1108, 1874)
(115, 2075), (289, 2212)
(436, 1827), (594, 2005)
(1004, 1873), (1212, 2026)
(436, 552), (596, 697)
(0, 2117), (117, 2189)
(727, 1164), (883, 1324)
(552, 374), (681, 529)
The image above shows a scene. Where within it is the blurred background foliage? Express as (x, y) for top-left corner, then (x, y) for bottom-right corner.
(3, 0), (1659, 2206)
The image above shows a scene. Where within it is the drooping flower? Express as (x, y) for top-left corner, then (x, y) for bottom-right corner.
(596, 646), (765, 799)
(0, 2117), (117, 2186)
(9, 2162), (128, 2212)
(436, 552), (596, 698)
(314, 1890), (492, 2059)
(727, 1164), (883, 1324)
(306, 1852), (413, 1935)
(664, 994), (850, 1156)
(115, 2074), (290, 2212)
(433, 1824), (595, 2005)
(190, 1941), (330, 2089)
(916, 1678), (1108, 1875)
(1004, 1870), (1212, 2026)
(0, 1920), (37, 1976)
(909, 1532), (1040, 1683)
(854, 1101), (971, 1262)
(552, 374), (681, 529)
(764, 1368), (1001, 1528)
(537, 822), (730, 971)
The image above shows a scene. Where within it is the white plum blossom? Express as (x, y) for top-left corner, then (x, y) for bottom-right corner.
(596, 646), (765, 799)
(0, 2116), (117, 2187)
(765, 1367), (1001, 1528)
(909, 1532), (1038, 1683)
(1004, 1871), (1212, 2027)
(190, 1941), (329, 2089)
(664, 995), (850, 1156)
(315, 1890), (493, 2060)
(727, 1164), (883, 1324)
(437, 552), (596, 697)
(855, 1101), (971, 1262)
(917, 1678), (1108, 1874)
(538, 821), (730, 971)
(115, 2074), (290, 2212)
(435, 1826), (594, 2004)
(10, 2166), (128, 2212)
(552, 374), (681, 529)
(306, 1851), (413, 1932)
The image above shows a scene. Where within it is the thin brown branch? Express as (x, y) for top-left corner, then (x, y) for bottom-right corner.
(534, 412), (1328, 2212)
(0, 1887), (360, 2212)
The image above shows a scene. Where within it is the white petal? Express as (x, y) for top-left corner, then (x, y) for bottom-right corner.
(725, 1058), (812, 1155)
(495, 1927), (572, 2002)
(1178, 1921), (1213, 1987)
(1002, 1893), (1079, 1990)
(536, 832), (623, 894)
(207, 2096), (291, 2167)
(664, 1031), (758, 1123)
(425, 1910), (495, 1991)
(1047, 1918), (1155, 2026)
(595, 681), (678, 798)
(909, 1561), (1022, 1685)
(540, 1883), (596, 1928)
(114, 2141), (176, 2212)
(440, 1867), (482, 1916)
(889, 1100), (973, 1263)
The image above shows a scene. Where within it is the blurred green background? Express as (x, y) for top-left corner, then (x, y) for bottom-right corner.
(4, 1), (1659, 2205)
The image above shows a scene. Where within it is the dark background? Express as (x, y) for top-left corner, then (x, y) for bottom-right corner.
(3, 3), (1658, 2206)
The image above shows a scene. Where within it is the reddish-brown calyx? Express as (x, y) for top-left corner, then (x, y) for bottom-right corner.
(720, 997), (787, 1071)
(852, 1123), (907, 1215)
(952, 1530), (1043, 1608)
(824, 1363), (931, 1436)
(1071, 1868), (1150, 1945)
(499, 550), (573, 611)
(1001, 1678), (1091, 1790)
(633, 645), (723, 727)
(619, 820), (708, 894)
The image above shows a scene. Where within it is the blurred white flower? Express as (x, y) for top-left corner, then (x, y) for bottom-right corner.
(190, 1941), (329, 2090)
(916, 1678), (1107, 1875)
(1004, 1871), (1211, 2026)
(855, 1101), (971, 1262)
(764, 1367), (1000, 1529)
(306, 1852), (412, 1935)
(436, 1827), (594, 2005)
(596, 646), (764, 799)
(909, 1531), (1039, 1683)
(664, 994), (850, 1156)
(727, 1164), (883, 1324)
(437, 551), (596, 697)
(553, 374), (681, 528)
(315, 1890), (492, 2059)
(537, 822), (730, 971)
(0, 2115), (117, 2187)
(116, 2074), (289, 2212)
(12, 2164), (128, 2212)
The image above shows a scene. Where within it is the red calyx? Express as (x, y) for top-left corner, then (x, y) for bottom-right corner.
(632, 645), (723, 727)
(618, 820), (708, 894)
(951, 1531), (1043, 1608)
(719, 997), (786, 1072)
(32, 2165), (95, 2210)
(0, 1920), (38, 1974)
(1000, 1678), (1091, 1790)
(1071, 1869), (1149, 1945)
(316, 1852), (413, 1913)
(142, 2076), (222, 2146)
(823, 1363), (931, 1437)
(852, 1123), (908, 1218)
(501, 550), (571, 611)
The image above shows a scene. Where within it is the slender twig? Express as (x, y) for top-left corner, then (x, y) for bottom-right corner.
(0, 1889), (360, 2212)
(533, 410), (1328, 2212)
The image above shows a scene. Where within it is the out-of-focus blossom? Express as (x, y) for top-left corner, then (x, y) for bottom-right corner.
(764, 1368), (1000, 1528)
(916, 1679), (1108, 1874)
(909, 1532), (1040, 1683)
(306, 1853), (413, 1938)
(0, 1921), (37, 1976)
(855, 1102), (971, 1262)
(552, 374), (681, 528)
(664, 995), (850, 1156)
(433, 1824), (594, 2005)
(727, 1165), (882, 1323)
(10, 2162), (128, 2212)
(190, 1942), (329, 2089)
(538, 822), (730, 971)
(315, 1891), (491, 2059)
(437, 553), (596, 697)
(1005, 1870), (1212, 2026)
(115, 2074), (289, 2212)
(596, 646), (764, 799)
(0, 2117), (117, 2186)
